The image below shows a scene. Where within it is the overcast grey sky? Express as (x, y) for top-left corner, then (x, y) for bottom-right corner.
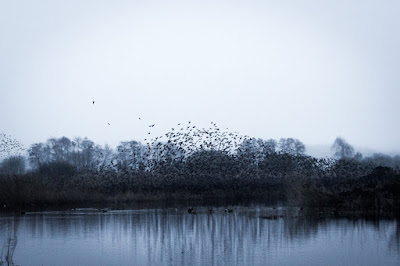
(1, 0), (399, 155)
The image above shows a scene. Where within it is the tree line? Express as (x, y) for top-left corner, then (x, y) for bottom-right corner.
(1, 130), (399, 213)
(1, 134), (399, 175)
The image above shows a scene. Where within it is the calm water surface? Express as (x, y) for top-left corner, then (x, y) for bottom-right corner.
(1, 206), (399, 265)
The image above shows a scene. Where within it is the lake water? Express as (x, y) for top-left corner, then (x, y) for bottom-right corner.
(1, 206), (399, 265)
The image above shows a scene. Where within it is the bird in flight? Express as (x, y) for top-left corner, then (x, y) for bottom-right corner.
(108, 123), (110, 125)
(93, 101), (95, 105)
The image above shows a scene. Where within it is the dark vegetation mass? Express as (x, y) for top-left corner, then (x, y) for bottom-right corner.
(1, 125), (400, 214)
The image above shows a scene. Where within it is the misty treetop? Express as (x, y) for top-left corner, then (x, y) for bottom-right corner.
(331, 137), (355, 159)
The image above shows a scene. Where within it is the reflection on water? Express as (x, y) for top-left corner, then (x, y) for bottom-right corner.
(1, 206), (400, 265)
(0, 216), (18, 265)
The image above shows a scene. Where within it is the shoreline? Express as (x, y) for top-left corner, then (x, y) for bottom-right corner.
(2, 196), (400, 219)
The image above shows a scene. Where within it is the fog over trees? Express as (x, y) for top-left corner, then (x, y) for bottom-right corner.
(331, 137), (355, 159)
(1, 128), (400, 177)
(1, 126), (400, 212)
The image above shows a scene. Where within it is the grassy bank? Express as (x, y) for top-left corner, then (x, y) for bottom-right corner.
(1, 164), (399, 215)
(0, 172), (285, 209)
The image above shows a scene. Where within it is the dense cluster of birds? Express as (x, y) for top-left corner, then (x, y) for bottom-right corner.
(140, 120), (253, 162)
(0, 133), (25, 157)
(1, 100), (304, 174)
(88, 98), (303, 174)
(90, 100), (251, 160)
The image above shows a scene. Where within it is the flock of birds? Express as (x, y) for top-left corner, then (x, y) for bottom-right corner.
(92, 99), (257, 163)
(0, 133), (25, 157)
(1, 100), (263, 168)
(141, 120), (251, 160)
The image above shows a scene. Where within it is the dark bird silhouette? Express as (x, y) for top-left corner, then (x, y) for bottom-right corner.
(92, 101), (95, 105)
(225, 208), (233, 213)
(188, 207), (195, 214)
(108, 123), (110, 125)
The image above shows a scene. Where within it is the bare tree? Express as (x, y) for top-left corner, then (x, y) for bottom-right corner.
(262, 139), (277, 154)
(28, 143), (51, 169)
(72, 137), (98, 171)
(116, 141), (146, 172)
(98, 144), (113, 170)
(278, 138), (305, 155)
(29, 136), (103, 172)
(47, 137), (74, 162)
(331, 137), (354, 159)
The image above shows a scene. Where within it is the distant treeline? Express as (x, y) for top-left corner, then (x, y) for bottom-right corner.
(1, 127), (400, 213)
